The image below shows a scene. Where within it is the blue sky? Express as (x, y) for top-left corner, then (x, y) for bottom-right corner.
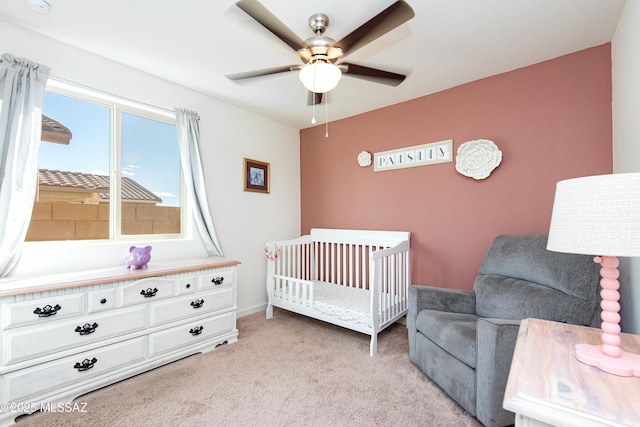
(41, 91), (181, 206)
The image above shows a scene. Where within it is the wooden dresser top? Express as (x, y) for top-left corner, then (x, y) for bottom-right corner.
(0, 257), (240, 297)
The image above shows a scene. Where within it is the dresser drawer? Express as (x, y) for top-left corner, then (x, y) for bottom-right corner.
(148, 311), (234, 357)
(3, 293), (85, 329)
(149, 288), (234, 327)
(121, 277), (173, 306)
(2, 337), (146, 402)
(4, 305), (147, 365)
(197, 268), (235, 291)
(88, 287), (119, 313)
(174, 276), (197, 295)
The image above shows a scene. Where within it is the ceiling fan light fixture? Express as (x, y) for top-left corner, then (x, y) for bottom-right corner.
(299, 61), (342, 93)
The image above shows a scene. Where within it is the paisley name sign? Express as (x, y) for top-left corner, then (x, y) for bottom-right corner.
(374, 139), (453, 172)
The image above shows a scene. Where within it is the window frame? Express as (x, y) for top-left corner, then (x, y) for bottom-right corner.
(37, 78), (188, 242)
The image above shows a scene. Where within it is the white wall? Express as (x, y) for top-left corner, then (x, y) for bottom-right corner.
(612, 0), (640, 333)
(0, 21), (301, 317)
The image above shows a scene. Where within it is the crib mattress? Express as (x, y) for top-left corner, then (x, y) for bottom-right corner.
(275, 281), (372, 328)
(312, 281), (372, 327)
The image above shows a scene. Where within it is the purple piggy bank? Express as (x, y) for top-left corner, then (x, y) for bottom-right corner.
(125, 245), (152, 270)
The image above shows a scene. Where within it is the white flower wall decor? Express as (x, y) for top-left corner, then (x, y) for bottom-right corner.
(455, 139), (502, 180)
(357, 151), (372, 167)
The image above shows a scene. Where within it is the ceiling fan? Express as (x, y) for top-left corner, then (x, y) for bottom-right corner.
(227, 0), (415, 105)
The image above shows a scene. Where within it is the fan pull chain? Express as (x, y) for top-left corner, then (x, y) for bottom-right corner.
(325, 91), (329, 138)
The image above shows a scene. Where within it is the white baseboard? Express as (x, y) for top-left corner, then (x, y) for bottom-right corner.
(237, 303), (267, 318)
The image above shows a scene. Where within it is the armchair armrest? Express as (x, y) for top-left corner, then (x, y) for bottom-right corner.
(408, 285), (476, 317)
(475, 318), (521, 427)
(407, 285), (476, 359)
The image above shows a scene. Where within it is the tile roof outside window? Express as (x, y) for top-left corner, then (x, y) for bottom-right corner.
(41, 114), (72, 145)
(38, 169), (162, 204)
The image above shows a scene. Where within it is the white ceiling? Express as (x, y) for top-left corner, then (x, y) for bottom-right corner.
(0, 0), (626, 129)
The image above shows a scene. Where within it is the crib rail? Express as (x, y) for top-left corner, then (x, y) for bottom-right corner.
(267, 235), (313, 279)
(370, 239), (411, 327)
(272, 274), (314, 308)
(265, 235), (313, 318)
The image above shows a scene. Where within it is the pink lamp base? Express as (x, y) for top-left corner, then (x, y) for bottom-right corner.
(576, 343), (640, 377)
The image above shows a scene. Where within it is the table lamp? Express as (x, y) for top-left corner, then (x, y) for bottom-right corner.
(547, 172), (640, 377)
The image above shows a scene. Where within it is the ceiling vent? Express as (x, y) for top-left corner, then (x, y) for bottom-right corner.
(27, 0), (52, 14)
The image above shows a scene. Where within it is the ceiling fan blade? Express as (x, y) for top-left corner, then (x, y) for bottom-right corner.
(236, 0), (304, 52)
(307, 91), (323, 106)
(339, 63), (406, 86)
(334, 1), (414, 56)
(226, 65), (300, 80)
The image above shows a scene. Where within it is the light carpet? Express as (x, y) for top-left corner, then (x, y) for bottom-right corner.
(16, 309), (482, 427)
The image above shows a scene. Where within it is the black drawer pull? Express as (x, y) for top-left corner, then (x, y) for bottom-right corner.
(100, 298), (107, 304)
(140, 287), (158, 298)
(75, 322), (99, 335)
(189, 325), (204, 336)
(190, 299), (205, 309)
(74, 357), (97, 371)
(211, 277), (224, 285)
(33, 304), (61, 317)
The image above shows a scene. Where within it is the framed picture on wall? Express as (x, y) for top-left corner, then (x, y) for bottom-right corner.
(243, 158), (270, 194)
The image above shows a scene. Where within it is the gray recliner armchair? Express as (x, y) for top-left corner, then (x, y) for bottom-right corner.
(407, 234), (601, 427)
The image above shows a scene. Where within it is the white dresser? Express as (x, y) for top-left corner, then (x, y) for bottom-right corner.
(0, 257), (239, 425)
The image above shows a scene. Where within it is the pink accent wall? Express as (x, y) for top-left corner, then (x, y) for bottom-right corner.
(300, 44), (613, 290)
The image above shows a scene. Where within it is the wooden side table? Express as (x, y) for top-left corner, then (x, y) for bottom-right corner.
(504, 318), (640, 427)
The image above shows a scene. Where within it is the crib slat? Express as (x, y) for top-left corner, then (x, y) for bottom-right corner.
(302, 277), (307, 305)
(314, 241), (318, 281)
(362, 246), (368, 290)
(355, 245), (360, 289)
(302, 243), (307, 280)
(323, 242), (328, 282)
(391, 252), (397, 319)
(348, 244), (353, 288)
(332, 242), (336, 285)
(308, 243), (312, 280)
(342, 243), (346, 287)
(325, 242), (330, 283)
(296, 245), (300, 278)
(341, 243), (345, 287)
(382, 255), (387, 323)
(334, 242), (338, 284)
(316, 241), (322, 282)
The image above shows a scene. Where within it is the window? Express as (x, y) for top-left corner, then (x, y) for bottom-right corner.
(27, 80), (184, 241)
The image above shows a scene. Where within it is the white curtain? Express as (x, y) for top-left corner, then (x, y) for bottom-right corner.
(0, 54), (50, 277)
(175, 108), (224, 257)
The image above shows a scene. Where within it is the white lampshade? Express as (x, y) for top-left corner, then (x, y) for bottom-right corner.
(299, 61), (342, 93)
(547, 172), (640, 257)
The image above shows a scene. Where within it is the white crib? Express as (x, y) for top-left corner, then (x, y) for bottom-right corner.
(265, 228), (411, 356)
